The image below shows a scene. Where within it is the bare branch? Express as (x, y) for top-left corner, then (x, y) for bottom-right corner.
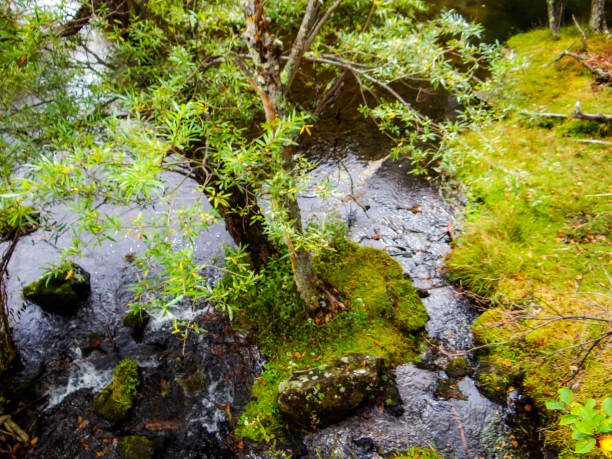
(281, 0), (320, 91)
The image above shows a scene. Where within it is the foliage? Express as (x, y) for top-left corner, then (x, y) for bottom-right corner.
(546, 388), (612, 456)
(445, 28), (612, 456)
(234, 240), (427, 443)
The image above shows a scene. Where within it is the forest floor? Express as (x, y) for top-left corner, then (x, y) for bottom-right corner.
(447, 27), (612, 457)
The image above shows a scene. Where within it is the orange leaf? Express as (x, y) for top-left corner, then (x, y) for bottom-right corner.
(293, 351), (302, 358)
(314, 355), (322, 361)
(78, 419), (89, 429)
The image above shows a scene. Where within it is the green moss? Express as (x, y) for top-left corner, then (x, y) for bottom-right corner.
(447, 28), (612, 456)
(94, 360), (139, 422)
(391, 447), (442, 458)
(119, 435), (154, 459)
(177, 369), (206, 394)
(233, 241), (427, 443)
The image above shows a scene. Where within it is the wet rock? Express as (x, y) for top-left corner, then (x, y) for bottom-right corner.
(475, 361), (514, 404)
(435, 377), (465, 400)
(446, 357), (469, 378)
(278, 353), (387, 428)
(122, 309), (151, 340)
(22, 262), (90, 314)
(94, 360), (139, 422)
(119, 435), (155, 459)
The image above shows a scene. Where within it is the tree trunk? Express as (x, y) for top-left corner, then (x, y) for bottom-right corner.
(186, 149), (277, 271)
(241, 0), (322, 309)
(0, 237), (19, 376)
(211, 182), (277, 271)
(547, 0), (565, 35)
(590, 0), (609, 33)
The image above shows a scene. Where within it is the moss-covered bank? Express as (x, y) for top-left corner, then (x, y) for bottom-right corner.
(447, 27), (612, 457)
(232, 240), (428, 443)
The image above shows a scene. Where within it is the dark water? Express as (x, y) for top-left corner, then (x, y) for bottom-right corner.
(434, 0), (603, 40)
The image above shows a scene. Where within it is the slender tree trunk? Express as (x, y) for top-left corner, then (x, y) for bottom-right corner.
(210, 181), (277, 271)
(241, 0), (322, 309)
(186, 150), (277, 271)
(590, 0), (609, 33)
(0, 237), (19, 375)
(547, 0), (566, 35)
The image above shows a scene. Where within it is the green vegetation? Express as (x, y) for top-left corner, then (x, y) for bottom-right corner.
(445, 28), (612, 455)
(94, 360), (140, 422)
(391, 448), (442, 459)
(546, 388), (612, 455)
(232, 240), (427, 443)
(118, 435), (155, 459)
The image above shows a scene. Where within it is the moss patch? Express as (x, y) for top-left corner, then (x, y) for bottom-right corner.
(94, 360), (139, 422)
(232, 240), (427, 443)
(391, 448), (442, 459)
(119, 435), (154, 459)
(447, 27), (612, 456)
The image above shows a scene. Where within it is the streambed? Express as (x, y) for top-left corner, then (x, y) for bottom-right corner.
(0, 0), (561, 457)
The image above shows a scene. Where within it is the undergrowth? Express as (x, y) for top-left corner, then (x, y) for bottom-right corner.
(446, 27), (612, 457)
(231, 240), (427, 444)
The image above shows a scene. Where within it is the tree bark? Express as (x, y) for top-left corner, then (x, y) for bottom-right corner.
(590, 0), (609, 33)
(0, 236), (19, 376)
(547, 0), (566, 35)
(241, 0), (323, 309)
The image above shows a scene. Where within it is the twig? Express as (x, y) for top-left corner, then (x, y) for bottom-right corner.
(451, 402), (472, 457)
(572, 15), (588, 50)
(569, 139), (612, 145)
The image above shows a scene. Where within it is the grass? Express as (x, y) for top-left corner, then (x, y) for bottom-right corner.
(447, 26), (612, 457)
(231, 239), (428, 444)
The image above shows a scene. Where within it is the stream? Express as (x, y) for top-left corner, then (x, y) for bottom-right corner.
(3, 0), (593, 457)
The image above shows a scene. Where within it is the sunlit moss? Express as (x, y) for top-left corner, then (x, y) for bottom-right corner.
(448, 27), (612, 456)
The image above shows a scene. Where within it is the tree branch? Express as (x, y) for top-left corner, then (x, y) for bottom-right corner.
(281, 0), (320, 91)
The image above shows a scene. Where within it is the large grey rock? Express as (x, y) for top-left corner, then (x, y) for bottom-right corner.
(278, 354), (387, 428)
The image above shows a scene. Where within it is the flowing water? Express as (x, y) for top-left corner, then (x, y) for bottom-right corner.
(1, 0), (578, 456)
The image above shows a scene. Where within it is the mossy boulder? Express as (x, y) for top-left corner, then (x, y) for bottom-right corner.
(446, 357), (469, 378)
(22, 263), (90, 314)
(278, 353), (387, 428)
(94, 360), (139, 422)
(118, 435), (155, 459)
(122, 309), (151, 338)
(475, 361), (513, 404)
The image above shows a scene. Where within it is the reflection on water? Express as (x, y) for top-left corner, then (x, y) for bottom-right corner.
(433, 0), (601, 40)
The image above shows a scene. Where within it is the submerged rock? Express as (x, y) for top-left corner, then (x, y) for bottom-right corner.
(94, 360), (139, 422)
(446, 357), (469, 378)
(278, 353), (387, 428)
(22, 263), (90, 314)
(119, 435), (155, 459)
